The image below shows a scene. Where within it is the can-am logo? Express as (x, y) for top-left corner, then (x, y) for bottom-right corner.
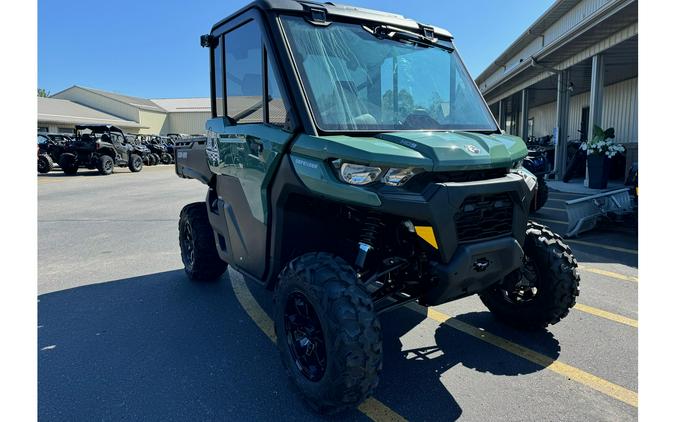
(465, 144), (481, 154)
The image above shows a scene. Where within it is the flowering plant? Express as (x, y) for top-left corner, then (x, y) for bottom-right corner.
(581, 125), (625, 158)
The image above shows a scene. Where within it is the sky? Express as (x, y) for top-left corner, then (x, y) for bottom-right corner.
(38, 0), (555, 99)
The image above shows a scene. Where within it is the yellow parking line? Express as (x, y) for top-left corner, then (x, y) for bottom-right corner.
(534, 217), (567, 225)
(229, 276), (407, 422)
(566, 239), (638, 255)
(578, 266), (638, 283)
(230, 274), (276, 342)
(358, 398), (408, 422)
(232, 273), (638, 410)
(419, 305), (638, 408)
(574, 303), (638, 328)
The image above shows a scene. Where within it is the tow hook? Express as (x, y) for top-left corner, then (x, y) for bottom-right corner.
(473, 258), (490, 272)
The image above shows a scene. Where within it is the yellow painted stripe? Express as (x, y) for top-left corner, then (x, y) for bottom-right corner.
(534, 217), (567, 225)
(417, 305), (638, 408)
(229, 276), (407, 422)
(566, 239), (638, 255)
(574, 303), (638, 328)
(578, 266), (638, 283)
(230, 275), (277, 343)
(358, 398), (408, 422)
(541, 206), (566, 212)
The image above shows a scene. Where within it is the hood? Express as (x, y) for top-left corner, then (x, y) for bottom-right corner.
(291, 131), (527, 171)
(375, 131), (527, 171)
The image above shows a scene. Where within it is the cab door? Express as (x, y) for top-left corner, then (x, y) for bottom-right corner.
(204, 15), (294, 280)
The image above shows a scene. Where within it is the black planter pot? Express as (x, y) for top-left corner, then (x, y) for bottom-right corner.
(587, 153), (610, 189)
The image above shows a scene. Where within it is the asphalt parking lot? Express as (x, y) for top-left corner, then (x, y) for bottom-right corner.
(38, 166), (638, 421)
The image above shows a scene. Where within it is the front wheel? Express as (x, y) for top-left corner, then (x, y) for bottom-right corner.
(178, 202), (227, 281)
(97, 155), (114, 175)
(38, 154), (53, 174)
(274, 252), (382, 414)
(479, 222), (580, 329)
(128, 154), (143, 172)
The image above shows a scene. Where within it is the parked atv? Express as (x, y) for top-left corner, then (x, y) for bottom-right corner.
(175, 1), (580, 414)
(59, 125), (143, 175)
(38, 133), (72, 174)
(144, 136), (173, 164)
(523, 145), (551, 211)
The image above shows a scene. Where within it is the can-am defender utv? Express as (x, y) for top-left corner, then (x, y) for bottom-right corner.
(59, 125), (144, 175)
(175, 0), (580, 414)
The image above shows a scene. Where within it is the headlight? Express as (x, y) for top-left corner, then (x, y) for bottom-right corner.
(383, 167), (417, 186)
(340, 163), (382, 185)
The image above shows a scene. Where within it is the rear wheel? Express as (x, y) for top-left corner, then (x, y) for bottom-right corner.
(480, 221), (580, 329)
(59, 153), (78, 175)
(128, 154), (143, 172)
(274, 252), (382, 414)
(178, 202), (227, 281)
(97, 155), (114, 175)
(38, 154), (53, 174)
(160, 152), (172, 164)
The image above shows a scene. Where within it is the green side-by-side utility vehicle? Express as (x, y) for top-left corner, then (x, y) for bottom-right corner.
(175, 0), (580, 413)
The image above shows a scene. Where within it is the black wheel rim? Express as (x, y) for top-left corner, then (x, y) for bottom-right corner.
(283, 292), (327, 382)
(134, 157), (141, 168)
(104, 159), (113, 172)
(181, 223), (195, 270)
(501, 256), (540, 304)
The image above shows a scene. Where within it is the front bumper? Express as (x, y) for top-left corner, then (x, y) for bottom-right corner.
(376, 173), (534, 306)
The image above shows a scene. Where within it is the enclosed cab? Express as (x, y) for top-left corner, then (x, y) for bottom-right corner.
(175, 1), (580, 414)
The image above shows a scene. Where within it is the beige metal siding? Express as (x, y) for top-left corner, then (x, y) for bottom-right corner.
(529, 102), (557, 137)
(166, 112), (211, 135)
(527, 77), (637, 142)
(138, 110), (169, 134)
(602, 77), (637, 142)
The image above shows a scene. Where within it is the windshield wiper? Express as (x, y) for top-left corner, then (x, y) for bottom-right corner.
(362, 25), (454, 53)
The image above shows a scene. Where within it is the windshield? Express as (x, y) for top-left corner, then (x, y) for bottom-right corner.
(281, 16), (497, 132)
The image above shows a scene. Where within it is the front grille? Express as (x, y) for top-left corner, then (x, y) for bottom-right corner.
(432, 167), (509, 183)
(455, 193), (513, 242)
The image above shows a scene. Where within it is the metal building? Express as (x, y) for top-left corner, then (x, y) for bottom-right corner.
(475, 0), (638, 182)
(37, 97), (146, 133)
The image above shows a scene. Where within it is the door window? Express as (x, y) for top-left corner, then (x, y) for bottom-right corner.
(225, 21), (263, 124)
(266, 56), (289, 128)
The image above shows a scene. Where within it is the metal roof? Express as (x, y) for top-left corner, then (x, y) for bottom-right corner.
(51, 85), (167, 112)
(37, 97), (146, 128)
(151, 98), (211, 113)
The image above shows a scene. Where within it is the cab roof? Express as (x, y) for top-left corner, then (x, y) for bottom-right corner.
(211, 0), (452, 39)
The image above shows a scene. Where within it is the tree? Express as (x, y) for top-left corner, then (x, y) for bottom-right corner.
(37, 88), (50, 97)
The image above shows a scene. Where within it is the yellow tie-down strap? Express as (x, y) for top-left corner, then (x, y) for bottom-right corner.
(414, 226), (438, 249)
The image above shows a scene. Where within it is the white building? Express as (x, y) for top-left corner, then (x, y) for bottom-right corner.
(475, 0), (638, 181)
(38, 85), (212, 135)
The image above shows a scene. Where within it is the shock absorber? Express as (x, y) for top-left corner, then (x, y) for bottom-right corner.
(355, 212), (384, 269)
